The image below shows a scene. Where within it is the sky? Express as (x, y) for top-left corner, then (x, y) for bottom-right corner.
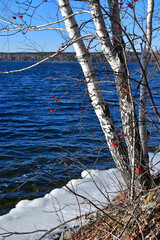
(0, 0), (67, 52)
(0, 0), (159, 53)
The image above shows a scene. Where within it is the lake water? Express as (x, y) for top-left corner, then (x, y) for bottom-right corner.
(0, 61), (159, 215)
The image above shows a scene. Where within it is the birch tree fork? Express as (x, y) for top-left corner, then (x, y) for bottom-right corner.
(57, 0), (154, 192)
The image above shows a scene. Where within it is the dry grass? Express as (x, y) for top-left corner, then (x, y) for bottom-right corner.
(64, 176), (160, 240)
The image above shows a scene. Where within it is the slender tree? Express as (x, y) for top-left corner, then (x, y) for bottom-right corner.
(139, 0), (154, 165)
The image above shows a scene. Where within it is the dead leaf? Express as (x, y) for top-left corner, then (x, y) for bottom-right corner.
(145, 192), (154, 204)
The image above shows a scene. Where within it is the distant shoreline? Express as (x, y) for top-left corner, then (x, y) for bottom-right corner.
(0, 51), (142, 63)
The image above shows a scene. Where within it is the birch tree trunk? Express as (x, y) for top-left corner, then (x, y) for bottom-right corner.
(57, 0), (131, 187)
(139, 0), (154, 166)
(88, 0), (153, 190)
(57, 0), (154, 192)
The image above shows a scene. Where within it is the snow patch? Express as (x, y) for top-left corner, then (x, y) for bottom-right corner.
(0, 153), (159, 239)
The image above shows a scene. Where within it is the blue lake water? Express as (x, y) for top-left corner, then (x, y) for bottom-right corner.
(0, 61), (159, 215)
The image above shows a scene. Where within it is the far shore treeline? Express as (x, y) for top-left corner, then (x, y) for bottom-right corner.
(0, 51), (148, 62)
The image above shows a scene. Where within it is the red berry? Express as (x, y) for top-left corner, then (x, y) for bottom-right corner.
(128, 3), (134, 9)
(79, 106), (85, 110)
(112, 40), (118, 45)
(136, 168), (141, 173)
(89, 99), (92, 103)
(120, 130), (124, 136)
(12, 16), (16, 19)
(112, 143), (119, 147)
(120, 131), (127, 137)
(57, 50), (61, 54)
(19, 15), (23, 19)
(105, 71), (109, 76)
(50, 109), (54, 113)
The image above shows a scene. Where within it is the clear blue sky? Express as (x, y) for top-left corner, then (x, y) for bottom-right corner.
(0, 0), (159, 53)
(0, 0), (68, 52)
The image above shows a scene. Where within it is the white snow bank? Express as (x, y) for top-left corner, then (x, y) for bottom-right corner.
(149, 152), (160, 175)
(0, 153), (159, 240)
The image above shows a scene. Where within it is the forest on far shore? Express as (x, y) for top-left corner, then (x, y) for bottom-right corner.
(0, 51), (144, 62)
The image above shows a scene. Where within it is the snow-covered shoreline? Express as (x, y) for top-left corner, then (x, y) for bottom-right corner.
(0, 153), (159, 240)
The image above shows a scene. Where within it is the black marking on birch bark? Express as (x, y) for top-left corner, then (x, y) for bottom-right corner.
(99, 37), (107, 42)
(69, 10), (73, 15)
(89, 0), (100, 5)
(104, 104), (111, 117)
(79, 59), (88, 63)
(82, 52), (90, 58)
(92, 15), (100, 19)
(59, 3), (69, 8)
(70, 24), (78, 29)
(113, 44), (125, 64)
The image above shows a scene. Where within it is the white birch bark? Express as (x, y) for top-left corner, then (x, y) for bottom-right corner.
(88, 0), (138, 172)
(139, 0), (154, 164)
(57, 0), (131, 186)
(88, 0), (153, 190)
